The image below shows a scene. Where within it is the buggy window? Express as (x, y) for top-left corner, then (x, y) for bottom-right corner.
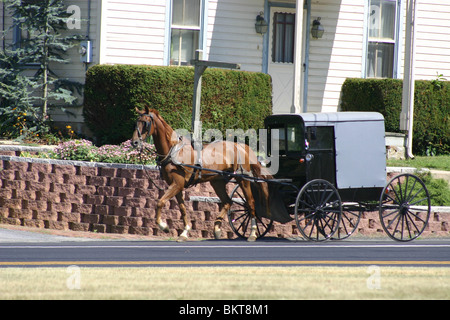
(286, 125), (304, 152)
(306, 126), (334, 150)
(268, 123), (304, 155)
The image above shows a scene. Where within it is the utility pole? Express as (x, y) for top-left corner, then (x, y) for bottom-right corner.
(190, 50), (240, 164)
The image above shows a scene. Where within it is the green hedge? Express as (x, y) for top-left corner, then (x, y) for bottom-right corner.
(340, 78), (449, 155)
(83, 65), (272, 145)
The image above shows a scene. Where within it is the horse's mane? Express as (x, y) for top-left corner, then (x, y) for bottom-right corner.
(148, 108), (177, 146)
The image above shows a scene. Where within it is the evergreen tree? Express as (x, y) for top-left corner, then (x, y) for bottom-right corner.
(0, 0), (82, 140)
(0, 50), (42, 138)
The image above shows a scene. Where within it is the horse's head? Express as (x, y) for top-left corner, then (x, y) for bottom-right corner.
(131, 106), (156, 149)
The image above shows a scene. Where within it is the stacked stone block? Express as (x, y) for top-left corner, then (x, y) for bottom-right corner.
(0, 156), (449, 239)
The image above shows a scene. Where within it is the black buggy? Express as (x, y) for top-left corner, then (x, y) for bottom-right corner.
(227, 112), (431, 242)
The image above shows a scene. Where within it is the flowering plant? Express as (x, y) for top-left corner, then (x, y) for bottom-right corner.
(53, 139), (96, 162)
(51, 139), (156, 165)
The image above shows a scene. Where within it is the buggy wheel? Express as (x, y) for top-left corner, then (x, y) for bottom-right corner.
(379, 173), (431, 242)
(294, 179), (342, 241)
(333, 203), (362, 240)
(227, 184), (273, 240)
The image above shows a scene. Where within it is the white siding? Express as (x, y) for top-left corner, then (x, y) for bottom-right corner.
(405, 0), (450, 80)
(207, 0), (265, 72)
(1, 0), (95, 84)
(49, 0), (100, 131)
(3, 0), (450, 126)
(53, 1), (100, 83)
(307, 0), (450, 113)
(374, 1), (450, 83)
(100, 0), (166, 65)
(0, 1), (98, 132)
(0, 4), (13, 48)
(307, 0), (365, 112)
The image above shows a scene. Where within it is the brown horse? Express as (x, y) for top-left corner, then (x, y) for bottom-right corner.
(131, 106), (269, 241)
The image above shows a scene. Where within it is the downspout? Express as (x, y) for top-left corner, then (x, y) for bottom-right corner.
(292, 0), (305, 113)
(86, 0), (91, 39)
(400, 0), (417, 159)
(261, 0), (269, 74)
(2, 1), (5, 51)
(302, 0), (311, 113)
(84, 0), (91, 71)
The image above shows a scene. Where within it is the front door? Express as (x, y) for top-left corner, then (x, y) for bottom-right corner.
(268, 7), (307, 114)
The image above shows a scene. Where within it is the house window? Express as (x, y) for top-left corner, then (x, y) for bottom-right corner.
(366, 0), (398, 78)
(272, 12), (295, 63)
(170, 0), (201, 66)
(12, 0), (41, 50)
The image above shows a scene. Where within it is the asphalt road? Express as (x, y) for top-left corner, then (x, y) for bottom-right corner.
(0, 228), (449, 267)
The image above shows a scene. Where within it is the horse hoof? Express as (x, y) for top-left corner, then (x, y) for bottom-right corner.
(160, 226), (169, 233)
(214, 229), (222, 240)
(177, 235), (188, 242)
(247, 235), (257, 242)
(158, 222), (170, 233)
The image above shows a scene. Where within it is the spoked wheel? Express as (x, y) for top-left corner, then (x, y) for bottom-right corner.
(227, 184), (273, 240)
(333, 203), (362, 240)
(294, 179), (342, 241)
(379, 173), (431, 242)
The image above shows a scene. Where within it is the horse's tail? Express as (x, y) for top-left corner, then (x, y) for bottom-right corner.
(234, 142), (271, 217)
(250, 161), (272, 180)
(250, 161), (272, 218)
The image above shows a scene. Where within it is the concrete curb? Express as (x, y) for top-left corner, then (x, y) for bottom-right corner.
(0, 154), (157, 171)
(387, 166), (450, 186)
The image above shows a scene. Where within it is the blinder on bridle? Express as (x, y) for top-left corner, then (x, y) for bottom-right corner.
(135, 113), (155, 140)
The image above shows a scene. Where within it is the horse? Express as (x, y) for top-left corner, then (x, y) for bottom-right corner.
(131, 105), (269, 241)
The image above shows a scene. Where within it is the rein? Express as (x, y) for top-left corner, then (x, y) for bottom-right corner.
(134, 113), (215, 189)
(135, 145), (165, 192)
(135, 114), (167, 191)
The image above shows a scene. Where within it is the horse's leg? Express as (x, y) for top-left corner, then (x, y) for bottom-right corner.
(175, 192), (191, 242)
(210, 180), (232, 239)
(155, 183), (183, 233)
(239, 179), (258, 242)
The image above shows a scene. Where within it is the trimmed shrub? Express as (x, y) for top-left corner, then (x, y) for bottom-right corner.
(83, 65), (272, 145)
(341, 78), (449, 155)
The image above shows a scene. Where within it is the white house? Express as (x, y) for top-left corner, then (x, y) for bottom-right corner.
(1, 0), (450, 133)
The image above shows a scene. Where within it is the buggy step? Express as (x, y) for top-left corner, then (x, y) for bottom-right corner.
(189, 196), (221, 203)
(189, 196), (244, 205)
(268, 178), (292, 183)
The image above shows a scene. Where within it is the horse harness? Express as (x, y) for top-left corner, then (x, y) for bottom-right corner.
(135, 114), (249, 189)
(136, 113), (202, 188)
(159, 141), (203, 188)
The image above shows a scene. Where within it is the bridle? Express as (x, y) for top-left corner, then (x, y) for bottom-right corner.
(133, 111), (206, 188)
(135, 113), (155, 141)
(134, 112), (180, 167)
(133, 113), (166, 190)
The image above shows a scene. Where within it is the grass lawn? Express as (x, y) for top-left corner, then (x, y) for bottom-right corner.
(1, 266), (449, 300)
(388, 155), (450, 206)
(387, 155), (450, 171)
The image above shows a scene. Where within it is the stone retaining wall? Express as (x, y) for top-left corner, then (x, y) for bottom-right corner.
(0, 155), (449, 239)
